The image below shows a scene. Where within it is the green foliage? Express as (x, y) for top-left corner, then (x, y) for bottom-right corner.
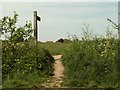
(2, 41), (54, 88)
(40, 42), (71, 55)
(3, 70), (48, 88)
(61, 30), (119, 88)
(0, 12), (33, 43)
(1, 12), (54, 88)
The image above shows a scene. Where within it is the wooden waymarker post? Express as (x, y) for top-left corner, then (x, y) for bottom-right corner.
(34, 11), (41, 43)
(34, 11), (41, 68)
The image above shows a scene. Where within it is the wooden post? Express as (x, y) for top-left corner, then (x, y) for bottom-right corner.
(34, 11), (41, 68)
(118, 2), (120, 39)
(34, 11), (41, 42)
(34, 11), (37, 42)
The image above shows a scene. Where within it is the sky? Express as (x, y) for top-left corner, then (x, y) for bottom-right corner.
(1, 1), (119, 42)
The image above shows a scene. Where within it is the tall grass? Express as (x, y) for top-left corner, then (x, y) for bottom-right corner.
(61, 29), (119, 88)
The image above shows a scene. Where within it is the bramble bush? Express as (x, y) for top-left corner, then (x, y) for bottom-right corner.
(61, 27), (119, 88)
(2, 41), (54, 88)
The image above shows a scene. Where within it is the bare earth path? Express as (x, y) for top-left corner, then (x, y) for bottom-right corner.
(40, 55), (64, 87)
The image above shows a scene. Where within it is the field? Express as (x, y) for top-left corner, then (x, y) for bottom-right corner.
(39, 42), (71, 55)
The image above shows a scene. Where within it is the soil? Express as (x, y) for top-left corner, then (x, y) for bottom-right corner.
(40, 55), (64, 87)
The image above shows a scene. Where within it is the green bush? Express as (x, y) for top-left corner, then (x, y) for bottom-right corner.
(2, 41), (54, 88)
(1, 12), (55, 88)
(61, 38), (119, 88)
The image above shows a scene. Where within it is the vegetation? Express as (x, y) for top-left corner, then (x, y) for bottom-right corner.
(37, 25), (119, 88)
(0, 12), (119, 88)
(61, 28), (119, 88)
(39, 42), (71, 55)
(1, 12), (54, 88)
(0, 12), (33, 43)
(2, 41), (54, 88)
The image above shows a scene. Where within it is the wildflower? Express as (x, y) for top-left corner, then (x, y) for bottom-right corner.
(101, 54), (104, 57)
(112, 52), (115, 56)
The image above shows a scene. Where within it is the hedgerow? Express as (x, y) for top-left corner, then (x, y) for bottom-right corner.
(2, 41), (54, 88)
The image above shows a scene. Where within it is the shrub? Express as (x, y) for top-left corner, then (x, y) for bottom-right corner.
(2, 41), (54, 88)
(1, 12), (55, 88)
(61, 37), (119, 88)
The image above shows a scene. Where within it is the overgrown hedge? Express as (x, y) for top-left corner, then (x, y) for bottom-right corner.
(2, 41), (54, 88)
(61, 38), (119, 88)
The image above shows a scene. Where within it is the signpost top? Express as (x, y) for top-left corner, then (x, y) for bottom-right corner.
(34, 11), (41, 42)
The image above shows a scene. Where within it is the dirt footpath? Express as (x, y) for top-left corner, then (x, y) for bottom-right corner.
(53, 55), (64, 79)
(40, 55), (64, 87)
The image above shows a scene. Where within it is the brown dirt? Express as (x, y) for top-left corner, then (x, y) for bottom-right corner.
(40, 55), (64, 87)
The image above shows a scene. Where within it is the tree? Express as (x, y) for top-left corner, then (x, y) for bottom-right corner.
(0, 11), (33, 43)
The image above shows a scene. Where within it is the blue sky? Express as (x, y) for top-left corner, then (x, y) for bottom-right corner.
(1, 2), (118, 42)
